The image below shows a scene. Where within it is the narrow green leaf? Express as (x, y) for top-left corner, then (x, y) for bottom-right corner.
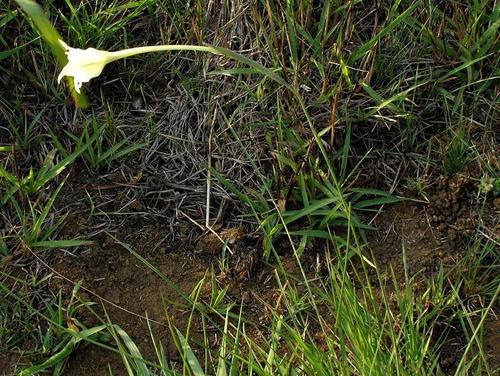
(208, 45), (288, 88)
(206, 67), (262, 77)
(14, 0), (88, 107)
(211, 168), (267, 213)
(19, 326), (106, 376)
(271, 197), (338, 236)
(106, 142), (147, 164)
(32, 180), (65, 237)
(289, 229), (332, 239)
(436, 53), (494, 84)
(175, 328), (205, 376)
(353, 196), (401, 209)
(113, 325), (150, 375)
(348, 2), (419, 64)
(32, 239), (93, 248)
(349, 187), (398, 197)
(34, 130), (98, 191)
(0, 41), (32, 61)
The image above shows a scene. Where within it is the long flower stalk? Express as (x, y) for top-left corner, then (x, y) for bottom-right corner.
(57, 40), (286, 94)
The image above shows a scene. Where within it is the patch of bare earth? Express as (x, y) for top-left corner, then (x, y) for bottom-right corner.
(0, 171), (490, 375)
(12, 173), (498, 375)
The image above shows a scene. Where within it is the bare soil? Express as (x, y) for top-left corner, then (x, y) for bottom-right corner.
(28, 171), (495, 375)
(1, 159), (498, 375)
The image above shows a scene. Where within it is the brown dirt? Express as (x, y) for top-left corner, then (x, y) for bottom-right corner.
(366, 177), (499, 373)
(50, 236), (209, 375)
(0, 353), (21, 376)
(370, 174), (498, 276)
(2, 172), (498, 375)
(484, 317), (500, 372)
(46, 217), (279, 375)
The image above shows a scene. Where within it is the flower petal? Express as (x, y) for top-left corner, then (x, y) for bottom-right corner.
(74, 78), (82, 93)
(56, 41), (113, 93)
(59, 39), (70, 51)
(58, 65), (70, 83)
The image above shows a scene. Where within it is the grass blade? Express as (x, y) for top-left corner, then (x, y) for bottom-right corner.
(175, 328), (205, 376)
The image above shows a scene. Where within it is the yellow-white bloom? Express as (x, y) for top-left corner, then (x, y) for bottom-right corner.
(57, 40), (114, 93)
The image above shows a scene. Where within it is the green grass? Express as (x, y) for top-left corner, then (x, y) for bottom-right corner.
(1, 0), (498, 374)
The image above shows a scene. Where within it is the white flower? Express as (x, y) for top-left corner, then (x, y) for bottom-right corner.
(56, 40), (219, 94)
(57, 40), (113, 93)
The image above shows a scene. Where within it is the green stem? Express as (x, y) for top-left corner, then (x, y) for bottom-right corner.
(108, 45), (216, 62)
